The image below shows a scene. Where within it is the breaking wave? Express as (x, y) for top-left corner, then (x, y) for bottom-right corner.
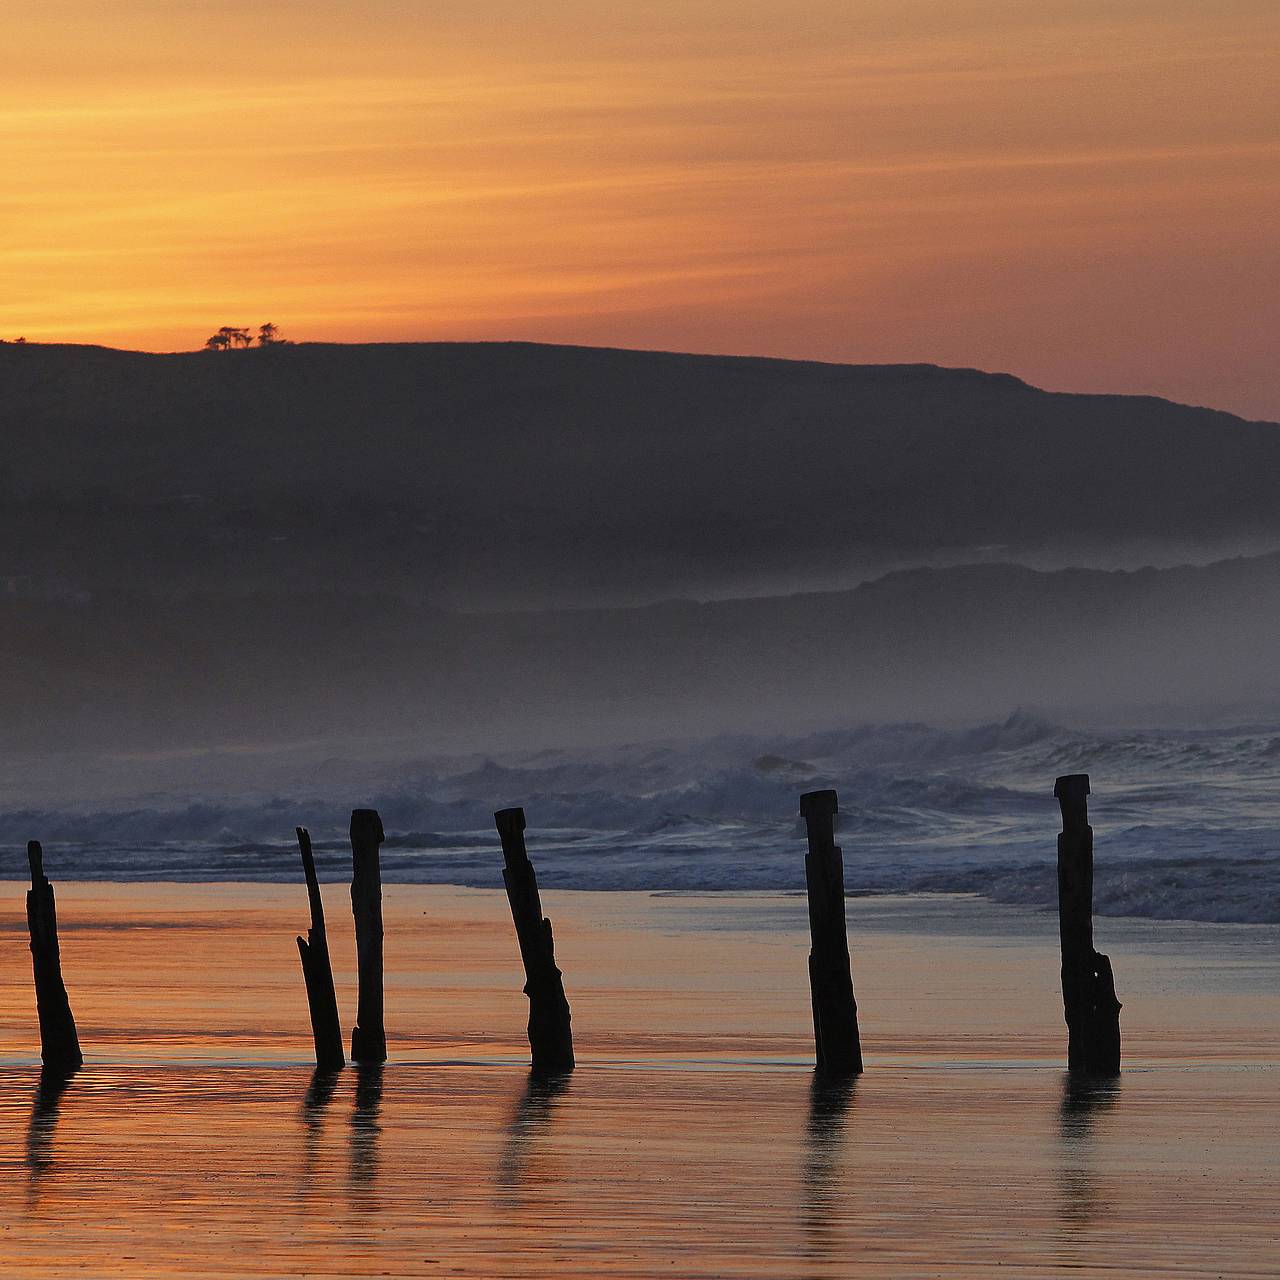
(2, 712), (1278, 924)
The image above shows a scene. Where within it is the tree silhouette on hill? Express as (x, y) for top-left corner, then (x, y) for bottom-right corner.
(203, 323), (290, 351)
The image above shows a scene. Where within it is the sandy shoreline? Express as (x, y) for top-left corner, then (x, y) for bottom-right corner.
(1, 886), (1277, 1276)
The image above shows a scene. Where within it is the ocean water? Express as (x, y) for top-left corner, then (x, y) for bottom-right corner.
(3, 712), (1278, 924)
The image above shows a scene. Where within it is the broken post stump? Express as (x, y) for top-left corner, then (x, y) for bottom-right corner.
(295, 826), (345, 1071)
(26, 842), (83, 1071)
(494, 807), (574, 1075)
(800, 790), (863, 1075)
(1055, 774), (1122, 1075)
(349, 809), (387, 1064)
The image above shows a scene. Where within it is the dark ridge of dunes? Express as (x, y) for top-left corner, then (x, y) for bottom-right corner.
(2, 340), (1278, 607)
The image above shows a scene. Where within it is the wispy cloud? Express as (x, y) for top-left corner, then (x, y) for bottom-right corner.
(0, 2), (1276, 414)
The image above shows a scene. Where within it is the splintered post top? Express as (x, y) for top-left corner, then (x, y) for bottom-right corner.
(799, 789), (838, 820)
(494, 807), (528, 869)
(494, 807), (527, 838)
(1054, 773), (1091, 826)
(27, 840), (43, 885)
(350, 809), (385, 844)
(800, 790), (839, 850)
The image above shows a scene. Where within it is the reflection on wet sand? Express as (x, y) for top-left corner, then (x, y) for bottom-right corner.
(26, 1065), (79, 1202)
(801, 1073), (856, 1268)
(299, 1067), (340, 1185)
(349, 1063), (384, 1201)
(1056, 1073), (1120, 1236)
(496, 1070), (571, 1205)
(304, 1066), (341, 1114)
(0, 886), (1275, 1278)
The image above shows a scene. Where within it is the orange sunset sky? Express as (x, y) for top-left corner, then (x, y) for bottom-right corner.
(1, 1), (1277, 418)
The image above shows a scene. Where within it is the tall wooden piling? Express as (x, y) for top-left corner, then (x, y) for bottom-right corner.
(800, 790), (862, 1075)
(494, 807), (574, 1075)
(1055, 774), (1122, 1075)
(295, 826), (345, 1071)
(25, 842), (83, 1071)
(349, 809), (387, 1064)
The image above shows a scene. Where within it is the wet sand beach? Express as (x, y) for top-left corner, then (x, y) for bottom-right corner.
(1, 885), (1277, 1277)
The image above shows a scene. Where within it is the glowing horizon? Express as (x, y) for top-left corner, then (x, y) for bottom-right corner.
(1, 1), (1277, 417)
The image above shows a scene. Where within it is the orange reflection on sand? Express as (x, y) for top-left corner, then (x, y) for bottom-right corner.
(0, 885), (1277, 1275)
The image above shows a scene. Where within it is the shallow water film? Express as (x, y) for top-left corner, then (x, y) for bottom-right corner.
(1, 887), (1277, 1277)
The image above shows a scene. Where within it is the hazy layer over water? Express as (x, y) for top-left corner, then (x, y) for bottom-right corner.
(3, 713), (1278, 924)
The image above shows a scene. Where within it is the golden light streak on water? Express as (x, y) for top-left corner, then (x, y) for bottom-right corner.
(0, 885), (1276, 1276)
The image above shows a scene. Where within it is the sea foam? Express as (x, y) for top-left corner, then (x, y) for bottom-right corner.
(3, 712), (1277, 924)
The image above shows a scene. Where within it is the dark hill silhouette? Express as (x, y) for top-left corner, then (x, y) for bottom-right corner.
(2, 341), (1277, 606)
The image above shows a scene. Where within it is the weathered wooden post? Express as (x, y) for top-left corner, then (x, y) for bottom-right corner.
(494, 807), (575, 1075)
(1055, 774), (1122, 1075)
(25, 842), (83, 1071)
(800, 790), (862, 1075)
(295, 826), (345, 1070)
(349, 809), (387, 1064)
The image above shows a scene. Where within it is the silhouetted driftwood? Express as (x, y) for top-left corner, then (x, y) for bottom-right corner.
(295, 826), (345, 1070)
(800, 790), (862, 1075)
(25, 842), (83, 1071)
(1055, 774), (1122, 1075)
(349, 809), (387, 1064)
(494, 807), (575, 1075)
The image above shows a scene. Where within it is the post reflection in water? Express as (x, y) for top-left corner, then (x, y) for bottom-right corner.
(304, 1066), (341, 1113)
(801, 1072), (856, 1268)
(496, 1070), (572, 1205)
(26, 1065), (79, 1204)
(1056, 1072), (1120, 1234)
(348, 1063), (385, 1201)
(299, 1066), (340, 1188)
